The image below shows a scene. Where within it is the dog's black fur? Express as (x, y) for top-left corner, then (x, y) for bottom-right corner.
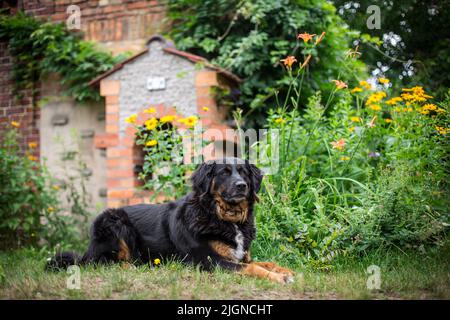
(47, 158), (263, 272)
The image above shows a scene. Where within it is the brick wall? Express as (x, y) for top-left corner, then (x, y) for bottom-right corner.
(0, 0), (165, 156)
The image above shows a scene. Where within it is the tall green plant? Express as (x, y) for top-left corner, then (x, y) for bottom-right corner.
(250, 35), (449, 268)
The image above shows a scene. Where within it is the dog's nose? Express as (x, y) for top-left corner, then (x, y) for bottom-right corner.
(235, 181), (247, 192)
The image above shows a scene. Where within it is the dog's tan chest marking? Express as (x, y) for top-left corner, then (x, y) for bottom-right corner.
(209, 226), (247, 263)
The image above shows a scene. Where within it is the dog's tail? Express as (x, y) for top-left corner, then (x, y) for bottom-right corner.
(45, 251), (83, 271)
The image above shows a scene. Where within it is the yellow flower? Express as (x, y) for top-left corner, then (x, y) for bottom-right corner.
(47, 207), (54, 213)
(359, 80), (371, 90)
(28, 155), (38, 161)
(401, 86), (433, 103)
(202, 107), (209, 112)
(384, 118), (393, 123)
(423, 104), (437, 111)
(125, 114), (137, 124)
(332, 80), (348, 89)
(351, 87), (363, 93)
(369, 104), (382, 111)
(28, 142), (37, 149)
(340, 156), (350, 161)
(145, 118), (158, 130)
(274, 118), (286, 124)
(331, 139), (346, 151)
(435, 126), (449, 135)
(144, 107), (156, 114)
(154, 258), (161, 265)
(386, 97), (402, 105)
(350, 116), (361, 123)
(280, 56), (297, 69)
(160, 115), (177, 123)
(348, 126), (355, 132)
(145, 139), (158, 147)
(366, 91), (386, 105)
(11, 121), (20, 128)
(436, 108), (446, 114)
(179, 115), (198, 127)
(378, 77), (390, 84)
(52, 185), (60, 191)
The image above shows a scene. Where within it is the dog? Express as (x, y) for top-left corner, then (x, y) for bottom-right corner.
(47, 157), (295, 284)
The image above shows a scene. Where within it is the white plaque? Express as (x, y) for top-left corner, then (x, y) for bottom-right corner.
(146, 77), (166, 91)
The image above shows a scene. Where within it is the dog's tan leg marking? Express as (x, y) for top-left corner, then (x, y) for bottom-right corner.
(209, 240), (237, 262)
(252, 262), (295, 277)
(239, 263), (291, 284)
(117, 239), (130, 261)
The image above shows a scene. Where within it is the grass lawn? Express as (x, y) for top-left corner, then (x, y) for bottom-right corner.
(0, 245), (449, 300)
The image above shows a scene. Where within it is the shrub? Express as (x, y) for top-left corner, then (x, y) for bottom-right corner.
(0, 126), (89, 249)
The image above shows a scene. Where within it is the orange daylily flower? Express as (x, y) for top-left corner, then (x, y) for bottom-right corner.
(331, 139), (346, 150)
(297, 32), (316, 43)
(333, 80), (348, 90)
(280, 56), (297, 69)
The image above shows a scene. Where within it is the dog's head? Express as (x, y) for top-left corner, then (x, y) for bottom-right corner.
(191, 157), (263, 222)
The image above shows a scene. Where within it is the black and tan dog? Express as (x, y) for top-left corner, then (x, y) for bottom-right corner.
(47, 157), (294, 284)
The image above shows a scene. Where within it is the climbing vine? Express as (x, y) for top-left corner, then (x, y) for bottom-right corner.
(0, 12), (127, 102)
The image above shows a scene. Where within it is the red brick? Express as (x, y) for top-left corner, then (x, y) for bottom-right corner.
(106, 113), (119, 124)
(94, 133), (118, 148)
(100, 80), (120, 96)
(127, 1), (150, 10)
(106, 95), (119, 105)
(197, 97), (217, 109)
(195, 71), (218, 86)
(107, 104), (119, 114)
(107, 148), (133, 158)
(196, 86), (212, 97)
(106, 123), (119, 133)
(108, 189), (134, 199)
(107, 157), (133, 169)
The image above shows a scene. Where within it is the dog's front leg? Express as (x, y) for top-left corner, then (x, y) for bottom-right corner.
(239, 262), (294, 284)
(242, 250), (295, 279)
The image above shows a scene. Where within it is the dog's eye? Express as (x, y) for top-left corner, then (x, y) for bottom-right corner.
(222, 168), (231, 175)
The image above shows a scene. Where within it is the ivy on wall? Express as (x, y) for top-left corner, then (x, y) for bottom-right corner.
(0, 12), (127, 102)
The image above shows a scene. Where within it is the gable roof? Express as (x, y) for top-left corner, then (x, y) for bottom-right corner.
(88, 35), (242, 86)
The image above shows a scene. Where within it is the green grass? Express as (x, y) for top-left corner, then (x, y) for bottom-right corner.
(0, 245), (449, 300)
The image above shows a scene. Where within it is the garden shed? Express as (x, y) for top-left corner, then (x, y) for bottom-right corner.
(41, 35), (241, 211)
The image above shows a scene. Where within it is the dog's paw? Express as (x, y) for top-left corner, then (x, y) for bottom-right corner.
(283, 274), (295, 284)
(270, 272), (295, 285)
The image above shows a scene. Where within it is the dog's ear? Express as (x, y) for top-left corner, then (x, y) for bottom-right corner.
(191, 162), (216, 196)
(246, 161), (263, 197)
